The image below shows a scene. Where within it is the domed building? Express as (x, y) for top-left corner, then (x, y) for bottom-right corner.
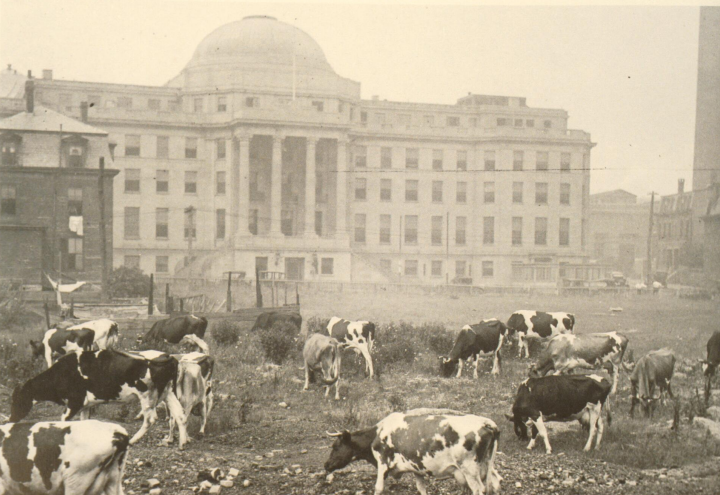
(0, 16), (598, 287)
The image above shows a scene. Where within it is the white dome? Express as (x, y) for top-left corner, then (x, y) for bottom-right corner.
(186, 16), (335, 74)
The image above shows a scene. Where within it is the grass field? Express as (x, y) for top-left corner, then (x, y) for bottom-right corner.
(2, 290), (720, 494)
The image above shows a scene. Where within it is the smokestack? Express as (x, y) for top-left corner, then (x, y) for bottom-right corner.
(678, 178), (685, 194)
(43, 69), (53, 80)
(80, 101), (88, 123)
(27, 70), (32, 79)
(25, 79), (35, 113)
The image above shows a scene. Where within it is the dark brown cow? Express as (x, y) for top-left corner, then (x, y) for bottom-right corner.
(251, 311), (302, 333)
(701, 331), (720, 405)
(141, 315), (208, 344)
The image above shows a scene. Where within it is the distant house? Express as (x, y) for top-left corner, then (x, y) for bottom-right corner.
(0, 80), (118, 287)
(588, 189), (649, 277)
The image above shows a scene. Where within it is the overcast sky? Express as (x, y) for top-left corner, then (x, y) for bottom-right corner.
(0, 1), (702, 197)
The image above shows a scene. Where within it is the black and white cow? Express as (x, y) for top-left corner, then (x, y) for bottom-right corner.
(506, 374), (612, 454)
(303, 333), (341, 400)
(325, 409), (501, 495)
(10, 349), (188, 449)
(326, 317), (376, 378)
(0, 420), (129, 495)
(30, 327), (96, 369)
(630, 348), (675, 418)
(251, 311), (302, 333)
(439, 319), (509, 378)
(506, 310), (575, 358)
(141, 315), (208, 344)
(530, 331), (630, 394)
(702, 331), (720, 405)
(30, 318), (120, 369)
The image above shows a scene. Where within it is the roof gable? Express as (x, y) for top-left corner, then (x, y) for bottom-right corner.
(0, 106), (107, 135)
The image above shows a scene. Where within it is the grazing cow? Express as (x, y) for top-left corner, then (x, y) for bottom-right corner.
(506, 311), (575, 358)
(439, 319), (509, 378)
(0, 420), (129, 495)
(325, 410), (501, 495)
(61, 318), (120, 349)
(141, 315), (208, 344)
(30, 327), (96, 369)
(303, 333), (341, 400)
(630, 348), (675, 418)
(701, 331), (720, 405)
(9, 349), (188, 449)
(326, 317), (376, 378)
(531, 331), (629, 394)
(506, 374), (612, 454)
(251, 311), (302, 333)
(165, 335), (214, 443)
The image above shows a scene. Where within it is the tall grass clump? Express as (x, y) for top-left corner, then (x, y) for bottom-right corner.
(306, 316), (330, 334)
(212, 320), (242, 345)
(259, 322), (298, 365)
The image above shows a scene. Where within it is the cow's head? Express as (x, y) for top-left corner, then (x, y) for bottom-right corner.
(438, 356), (457, 378)
(504, 412), (528, 440)
(324, 428), (376, 472)
(28, 339), (44, 359)
(9, 383), (33, 422)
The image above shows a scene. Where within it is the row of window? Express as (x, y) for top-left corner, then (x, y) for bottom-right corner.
(0, 186), (84, 216)
(124, 207), (226, 240)
(353, 147), (576, 172)
(124, 169), (226, 195)
(361, 112), (553, 130)
(382, 259), (492, 278)
(354, 179), (573, 205)
(124, 135), (212, 160)
(124, 253), (337, 276)
(352, 214), (572, 247)
(657, 219), (692, 240)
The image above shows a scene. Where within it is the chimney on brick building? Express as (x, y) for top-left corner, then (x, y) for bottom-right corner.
(25, 79), (35, 113)
(43, 69), (53, 80)
(678, 178), (685, 194)
(80, 101), (89, 123)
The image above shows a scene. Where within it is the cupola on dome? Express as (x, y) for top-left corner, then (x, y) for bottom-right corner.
(186, 16), (335, 74)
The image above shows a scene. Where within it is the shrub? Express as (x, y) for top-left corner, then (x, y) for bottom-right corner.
(306, 316), (330, 334)
(107, 266), (151, 299)
(258, 323), (297, 365)
(0, 339), (44, 388)
(212, 320), (241, 345)
(0, 294), (27, 328)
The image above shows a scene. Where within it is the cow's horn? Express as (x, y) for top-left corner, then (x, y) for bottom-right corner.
(326, 431), (343, 437)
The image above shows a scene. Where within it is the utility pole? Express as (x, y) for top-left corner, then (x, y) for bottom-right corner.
(646, 191), (656, 286)
(398, 215), (403, 283)
(184, 206), (195, 279)
(446, 212), (450, 285)
(98, 157), (108, 301)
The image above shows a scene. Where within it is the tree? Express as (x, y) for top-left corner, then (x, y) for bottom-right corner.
(107, 266), (151, 299)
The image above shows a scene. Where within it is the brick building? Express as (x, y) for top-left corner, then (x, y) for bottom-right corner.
(0, 85), (118, 286)
(0, 17), (596, 285)
(587, 189), (649, 278)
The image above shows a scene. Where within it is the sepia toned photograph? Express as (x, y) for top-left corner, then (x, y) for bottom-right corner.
(0, 1), (719, 493)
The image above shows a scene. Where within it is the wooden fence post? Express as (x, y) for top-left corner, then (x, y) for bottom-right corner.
(227, 272), (233, 313)
(44, 298), (50, 329)
(148, 274), (154, 316)
(179, 298), (184, 313)
(165, 283), (170, 314)
(255, 266), (263, 308)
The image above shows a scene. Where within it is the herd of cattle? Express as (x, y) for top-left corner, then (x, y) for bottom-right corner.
(0, 310), (719, 495)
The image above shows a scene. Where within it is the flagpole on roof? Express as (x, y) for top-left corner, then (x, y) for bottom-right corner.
(292, 49), (297, 102)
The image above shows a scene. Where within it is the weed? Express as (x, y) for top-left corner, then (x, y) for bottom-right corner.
(258, 323), (297, 365)
(212, 320), (242, 345)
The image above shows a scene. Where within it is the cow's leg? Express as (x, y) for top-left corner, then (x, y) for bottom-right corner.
(491, 335), (504, 376)
(583, 403), (600, 451)
(595, 405), (605, 449)
(165, 405), (175, 444)
(517, 335), (525, 358)
(608, 362), (619, 394)
(130, 408), (154, 445)
(303, 363), (310, 391)
(374, 463), (387, 495)
(456, 359), (463, 378)
(324, 385), (330, 398)
(198, 397), (208, 436)
(359, 346), (374, 379)
(334, 378), (340, 401)
(205, 389), (215, 418)
(526, 418), (538, 450)
(473, 354), (481, 380)
(534, 414), (552, 454)
(44, 347), (53, 369)
(666, 381), (674, 399)
(165, 391), (188, 450)
(413, 474), (428, 495)
(459, 463), (485, 495)
(630, 396), (638, 418)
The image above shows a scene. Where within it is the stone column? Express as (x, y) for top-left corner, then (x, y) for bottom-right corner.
(304, 137), (318, 237)
(228, 134), (238, 244)
(270, 133), (283, 236)
(236, 133), (251, 236)
(335, 138), (348, 239)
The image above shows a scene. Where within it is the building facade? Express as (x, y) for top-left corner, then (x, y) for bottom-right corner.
(0, 16), (595, 285)
(0, 90), (117, 286)
(587, 189), (649, 278)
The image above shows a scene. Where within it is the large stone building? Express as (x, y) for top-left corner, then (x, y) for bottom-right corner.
(0, 85), (117, 286)
(587, 189), (649, 278)
(0, 16), (596, 285)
